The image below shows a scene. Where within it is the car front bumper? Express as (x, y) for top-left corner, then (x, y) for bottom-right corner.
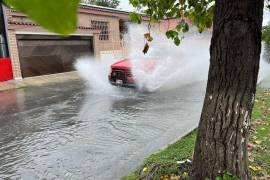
(108, 76), (136, 88)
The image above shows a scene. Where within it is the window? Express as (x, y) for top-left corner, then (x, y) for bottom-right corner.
(0, 35), (8, 58)
(91, 20), (109, 41)
(0, 6), (8, 58)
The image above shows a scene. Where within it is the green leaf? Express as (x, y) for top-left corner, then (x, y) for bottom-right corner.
(176, 23), (182, 31)
(129, 12), (142, 24)
(166, 7), (177, 17)
(129, 0), (140, 8)
(174, 37), (180, 46)
(182, 23), (189, 33)
(4, 0), (79, 35)
(197, 24), (205, 33)
(179, 0), (185, 5)
(166, 30), (178, 39)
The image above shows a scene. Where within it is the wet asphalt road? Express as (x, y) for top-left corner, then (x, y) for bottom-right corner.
(0, 80), (206, 180)
(1, 45), (270, 180)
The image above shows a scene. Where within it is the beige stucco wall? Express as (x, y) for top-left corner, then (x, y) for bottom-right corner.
(78, 13), (123, 58)
(5, 6), (126, 78)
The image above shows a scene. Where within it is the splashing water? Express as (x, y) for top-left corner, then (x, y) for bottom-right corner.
(75, 57), (140, 97)
(74, 57), (118, 94)
(126, 24), (211, 92)
(258, 60), (270, 84)
(75, 24), (270, 93)
(258, 43), (270, 87)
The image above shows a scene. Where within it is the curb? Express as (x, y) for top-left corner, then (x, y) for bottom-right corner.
(0, 71), (81, 92)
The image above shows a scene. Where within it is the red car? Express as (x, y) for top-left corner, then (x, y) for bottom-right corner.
(108, 58), (155, 88)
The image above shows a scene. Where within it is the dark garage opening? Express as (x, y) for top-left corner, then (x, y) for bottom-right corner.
(17, 35), (94, 78)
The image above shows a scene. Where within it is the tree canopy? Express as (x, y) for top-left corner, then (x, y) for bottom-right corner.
(81, 0), (120, 8)
(2, 0), (214, 37)
(129, 0), (214, 45)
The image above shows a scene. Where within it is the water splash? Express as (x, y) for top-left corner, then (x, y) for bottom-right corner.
(74, 57), (143, 98)
(126, 24), (211, 92)
(74, 57), (118, 94)
(258, 43), (270, 87)
(75, 24), (270, 93)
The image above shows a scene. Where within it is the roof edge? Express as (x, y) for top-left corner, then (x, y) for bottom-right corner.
(79, 3), (147, 17)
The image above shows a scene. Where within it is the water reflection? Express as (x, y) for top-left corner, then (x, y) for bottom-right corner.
(0, 81), (85, 179)
(0, 80), (205, 179)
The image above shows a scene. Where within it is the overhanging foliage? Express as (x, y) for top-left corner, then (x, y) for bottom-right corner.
(4, 0), (80, 35)
(129, 0), (214, 46)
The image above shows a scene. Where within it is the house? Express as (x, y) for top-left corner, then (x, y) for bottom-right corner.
(0, 3), (148, 81)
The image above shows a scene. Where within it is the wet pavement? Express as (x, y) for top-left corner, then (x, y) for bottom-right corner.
(0, 40), (270, 180)
(0, 80), (206, 180)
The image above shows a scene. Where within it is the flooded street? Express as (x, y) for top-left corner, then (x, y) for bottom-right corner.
(0, 30), (212, 180)
(0, 80), (205, 179)
(0, 30), (270, 179)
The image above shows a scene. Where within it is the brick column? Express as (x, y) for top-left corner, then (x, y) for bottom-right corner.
(7, 30), (22, 79)
(93, 33), (100, 59)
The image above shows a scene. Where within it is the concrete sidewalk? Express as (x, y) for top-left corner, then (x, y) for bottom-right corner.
(0, 71), (81, 92)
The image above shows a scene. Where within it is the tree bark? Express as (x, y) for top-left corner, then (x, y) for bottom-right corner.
(191, 0), (264, 179)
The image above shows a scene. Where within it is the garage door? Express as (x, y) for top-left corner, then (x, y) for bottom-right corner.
(17, 35), (94, 78)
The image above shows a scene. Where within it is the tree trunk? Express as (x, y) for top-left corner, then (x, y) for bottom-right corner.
(191, 0), (264, 179)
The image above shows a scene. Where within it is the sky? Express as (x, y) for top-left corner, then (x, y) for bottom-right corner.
(119, 0), (133, 11)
